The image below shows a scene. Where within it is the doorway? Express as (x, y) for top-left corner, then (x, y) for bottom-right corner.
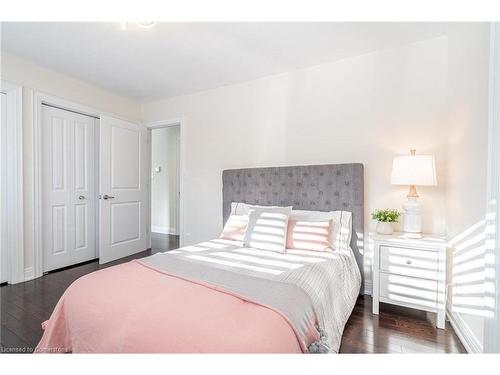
(150, 125), (180, 252)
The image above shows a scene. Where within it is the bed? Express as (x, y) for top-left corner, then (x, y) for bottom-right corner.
(36, 163), (364, 354)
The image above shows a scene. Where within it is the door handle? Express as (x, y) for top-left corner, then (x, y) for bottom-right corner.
(78, 195), (86, 200)
(102, 194), (115, 200)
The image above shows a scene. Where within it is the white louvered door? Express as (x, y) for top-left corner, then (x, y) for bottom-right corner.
(42, 105), (97, 272)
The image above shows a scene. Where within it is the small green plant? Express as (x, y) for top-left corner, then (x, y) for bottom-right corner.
(371, 209), (400, 223)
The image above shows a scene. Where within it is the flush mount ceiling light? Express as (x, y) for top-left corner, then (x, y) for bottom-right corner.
(121, 22), (157, 30)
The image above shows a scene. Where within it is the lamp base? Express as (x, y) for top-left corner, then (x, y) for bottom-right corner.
(402, 196), (422, 236)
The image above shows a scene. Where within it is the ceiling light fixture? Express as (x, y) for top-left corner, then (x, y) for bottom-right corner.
(121, 22), (157, 30)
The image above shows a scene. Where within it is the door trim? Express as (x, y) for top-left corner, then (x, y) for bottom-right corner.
(31, 92), (137, 279)
(484, 22), (500, 353)
(0, 80), (24, 284)
(143, 119), (184, 247)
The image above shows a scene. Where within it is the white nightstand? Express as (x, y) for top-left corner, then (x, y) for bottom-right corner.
(372, 233), (448, 329)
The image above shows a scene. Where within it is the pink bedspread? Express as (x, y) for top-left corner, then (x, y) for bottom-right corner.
(36, 261), (303, 353)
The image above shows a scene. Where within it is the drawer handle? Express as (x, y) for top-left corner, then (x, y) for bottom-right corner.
(406, 259), (412, 265)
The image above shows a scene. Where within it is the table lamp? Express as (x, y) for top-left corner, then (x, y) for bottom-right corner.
(390, 149), (437, 238)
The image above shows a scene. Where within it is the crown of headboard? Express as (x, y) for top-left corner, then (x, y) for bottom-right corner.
(222, 163), (364, 291)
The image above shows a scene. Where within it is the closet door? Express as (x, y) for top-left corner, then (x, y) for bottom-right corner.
(42, 105), (97, 272)
(99, 115), (148, 264)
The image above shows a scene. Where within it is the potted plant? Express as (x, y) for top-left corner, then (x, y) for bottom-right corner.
(371, 209), (400, 235)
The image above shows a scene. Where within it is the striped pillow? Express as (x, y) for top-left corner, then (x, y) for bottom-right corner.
(286, 219), (333, 252)
(243, 207), (292, 253)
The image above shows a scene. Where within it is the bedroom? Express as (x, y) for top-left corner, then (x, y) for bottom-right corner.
(1, 0), (500, 372)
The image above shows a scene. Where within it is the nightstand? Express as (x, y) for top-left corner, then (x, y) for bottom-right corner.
(372, 233), (447, 329)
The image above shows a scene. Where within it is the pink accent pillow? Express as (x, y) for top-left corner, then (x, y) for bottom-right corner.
(219, 214), (248, 241)
(286, 219), (333, 252)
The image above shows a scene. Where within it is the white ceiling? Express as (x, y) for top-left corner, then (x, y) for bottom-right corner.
(1, 22), (449, 102)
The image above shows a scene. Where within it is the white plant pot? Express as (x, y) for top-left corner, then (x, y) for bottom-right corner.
(376, 221), (394, 235)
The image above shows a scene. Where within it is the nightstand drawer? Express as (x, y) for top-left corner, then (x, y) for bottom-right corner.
(380, 245), (438, 280)
(379, 273), (438, 310)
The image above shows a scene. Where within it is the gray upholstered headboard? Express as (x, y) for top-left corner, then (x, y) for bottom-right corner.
(222, 163), (364, 289)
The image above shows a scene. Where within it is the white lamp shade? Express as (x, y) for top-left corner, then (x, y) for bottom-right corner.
(391, 155), (437, 186)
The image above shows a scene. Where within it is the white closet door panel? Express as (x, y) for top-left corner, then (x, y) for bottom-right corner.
(111, 126), (140, 189)
(75, 204), (88, 248)
(42, 108), (71, 270)
(51, 116), (67, 192)
(99, 115), (147, 264)
(51, 205), (67, 254)
(42, 106), (96, 271)
(71, 114), (96, 264)
(74, 120), (88, 190)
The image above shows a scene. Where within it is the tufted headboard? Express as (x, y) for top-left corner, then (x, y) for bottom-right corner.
(222, 163), (364, 289)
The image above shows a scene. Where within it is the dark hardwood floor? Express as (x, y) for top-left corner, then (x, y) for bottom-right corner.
(1, 234), (465, 354)
(151, 232), (179, 252)
(0, 234), (180, 353)
(339, 297), (465, 353)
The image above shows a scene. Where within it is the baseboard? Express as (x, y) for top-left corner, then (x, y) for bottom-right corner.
(24, 267), (34, 282)
(151, 225), (178, 235)
(446, 308), (483, 353)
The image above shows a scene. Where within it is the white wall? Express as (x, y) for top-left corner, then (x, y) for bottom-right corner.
(0, 52), (142, 276)
(445, 23), (490, 352)
(151, 126), (180, 234)
(143, 36), (450, 291)
(1, 53), (142, 122)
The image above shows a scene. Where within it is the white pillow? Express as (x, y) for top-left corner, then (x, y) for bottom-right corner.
(289, 209), (352, 250)
(219, 214), (248, 241)
(243, 206), (292, 253)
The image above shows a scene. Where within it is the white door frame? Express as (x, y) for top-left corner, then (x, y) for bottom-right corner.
(484, 22), (500, 353)
(144, 119), (184, 247)
(0, 80), (24, 284)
